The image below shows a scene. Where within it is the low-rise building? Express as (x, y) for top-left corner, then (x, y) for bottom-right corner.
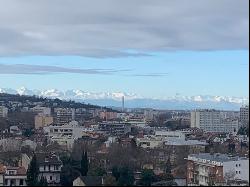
(98, 122), (131, 136)
(155, 130), (186, 141)
(136, 136), (164, 149)
(0, 164), (27, 186)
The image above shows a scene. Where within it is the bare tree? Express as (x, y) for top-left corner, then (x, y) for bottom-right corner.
(224, 170), (236, 184)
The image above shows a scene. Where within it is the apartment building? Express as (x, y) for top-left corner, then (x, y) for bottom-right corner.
(0, 106), (8, 118)
(240, 106), (249, 127)
(100, 111), (117, 120)
(187, 153), (249, 186)
(35, 114), (53, 129)
(54, 108), (75, 126)
(44, 121), (94, 149)
(191, 109), (239, 133)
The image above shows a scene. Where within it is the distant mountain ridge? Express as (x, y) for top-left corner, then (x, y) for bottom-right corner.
(0, 87), (248, 110)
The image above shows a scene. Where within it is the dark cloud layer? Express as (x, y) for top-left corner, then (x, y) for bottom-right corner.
(0, 0), (248, 57)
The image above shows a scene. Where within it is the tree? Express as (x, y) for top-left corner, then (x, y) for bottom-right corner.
(81, 151), (88, 176)
(165, 157), (173, 180)
(157, 157), (175, 185)
(117, 167), (135, 186)
(38, 177), (48, 186)
(60, 164), (81, 186)
(112, 166), (120, 181)
(224, 170), (236, 184)
(26, 153), (39, 186)
(141, 169), (155, 186)
(104, 175), (117, 186)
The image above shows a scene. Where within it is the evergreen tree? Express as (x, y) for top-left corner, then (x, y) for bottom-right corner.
(141, 169), (155, 186)
(112, 166), (120, 181)
(117, 167), (135, 186)
(26, 153), (39, 186)
(39, 177), (48, 186)
(162, 157), (175, 185)
(81, 151), (88, 176)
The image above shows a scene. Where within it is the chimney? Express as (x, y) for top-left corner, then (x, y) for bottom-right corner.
(122, 96), (125, 112)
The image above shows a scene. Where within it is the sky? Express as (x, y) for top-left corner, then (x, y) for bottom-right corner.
(0, 0), (249, 99)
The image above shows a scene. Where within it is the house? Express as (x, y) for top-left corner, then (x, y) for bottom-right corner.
(73, 176), (104, 186)
(36, 152), (63, 185)
(0, 164), (27, 186)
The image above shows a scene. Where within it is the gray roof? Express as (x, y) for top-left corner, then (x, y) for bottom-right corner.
(189, 153), (248, 162)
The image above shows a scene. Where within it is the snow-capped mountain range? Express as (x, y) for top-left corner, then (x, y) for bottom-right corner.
(0, 87), (248, 110)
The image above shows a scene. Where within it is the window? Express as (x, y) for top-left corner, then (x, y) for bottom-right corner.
(236, 171), (238, 174)
(236, 164), (238, 167)
(239, 171), (241, 174)
(20, 179), (24, 185)
(239, 164), (241, 167)
(50, 176), (53, 180)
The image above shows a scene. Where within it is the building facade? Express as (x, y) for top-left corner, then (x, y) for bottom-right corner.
(191, 109), (239, 133)
(35, 114), (53, 129)
(0, 106), (8, 118)
(187, 153), (249, 186)
(98, 122), (131, 136)
(0, 165), (27, 186)
(54, 108), (75, 126)
(36, 153), (63, 185)
(240, 105), (249, 127)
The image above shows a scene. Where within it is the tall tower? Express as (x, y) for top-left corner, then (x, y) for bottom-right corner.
(122, 96), (125, 112)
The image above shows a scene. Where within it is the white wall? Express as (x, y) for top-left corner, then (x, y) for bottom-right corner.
(223, 159), (249, 182)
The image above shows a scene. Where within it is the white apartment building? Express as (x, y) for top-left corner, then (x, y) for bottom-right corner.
(191, 109), (239, 133)
(187, 153), (249, 186)
(0, 106), (8, 118)
(44, 121), (94, 149)
(54, 108), (75, 126)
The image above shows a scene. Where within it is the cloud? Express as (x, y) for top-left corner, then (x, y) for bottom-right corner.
(0, 63), (168, 77)
(0, 64), (130, 75)
(0, 0), (248, 57)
